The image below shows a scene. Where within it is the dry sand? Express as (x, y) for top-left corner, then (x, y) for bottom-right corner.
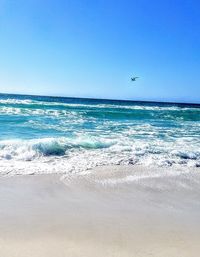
(0, 166), (200, 257)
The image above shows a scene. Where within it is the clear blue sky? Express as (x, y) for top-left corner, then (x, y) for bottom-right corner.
(0, 0), (199, 103)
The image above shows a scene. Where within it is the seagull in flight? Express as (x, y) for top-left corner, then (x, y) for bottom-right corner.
(131, 76), (139, 82)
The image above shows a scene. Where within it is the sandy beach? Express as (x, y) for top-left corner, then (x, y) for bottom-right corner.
(0, 166), (200, 257)
(1, 0), (200, 255)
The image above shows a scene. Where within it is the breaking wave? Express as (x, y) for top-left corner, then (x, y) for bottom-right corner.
(0, 135), (200, 176)
(0, 137), (114, 161)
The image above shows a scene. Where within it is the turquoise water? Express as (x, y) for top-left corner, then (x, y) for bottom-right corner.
(0, 94), (200, 175)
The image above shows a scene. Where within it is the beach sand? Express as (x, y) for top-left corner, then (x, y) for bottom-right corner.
(0, 166), (200, 257)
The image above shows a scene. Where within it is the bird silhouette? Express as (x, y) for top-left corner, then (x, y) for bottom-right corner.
(131, 76), (139, 82)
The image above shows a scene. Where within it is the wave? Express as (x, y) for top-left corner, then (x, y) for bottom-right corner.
(0, 99), (34, 105)
(0, 135), (200, 176)
(0, 106), (81, 118)
(1, 98), (200, 112)
(1, 107), (200, 124)
(0, 137), (115, 161)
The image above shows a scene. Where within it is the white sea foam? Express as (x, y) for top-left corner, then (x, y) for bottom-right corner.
(0, 135), (199, 176)
(0, 99), (34, 105)
(0, 96), (200, 177)
(1, 98), (199, 112)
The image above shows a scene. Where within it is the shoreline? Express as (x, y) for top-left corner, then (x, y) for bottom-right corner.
(0, 166), (200, 257)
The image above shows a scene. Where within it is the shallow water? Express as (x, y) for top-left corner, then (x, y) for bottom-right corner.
(0, 94), (200, 175)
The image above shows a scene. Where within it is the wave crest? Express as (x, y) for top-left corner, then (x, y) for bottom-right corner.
(0, 137), (114, 161)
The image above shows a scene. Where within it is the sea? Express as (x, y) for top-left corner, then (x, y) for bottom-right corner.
(0, 93), (200, 176)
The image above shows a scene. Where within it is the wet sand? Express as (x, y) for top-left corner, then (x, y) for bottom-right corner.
(0, 166), (200, 257)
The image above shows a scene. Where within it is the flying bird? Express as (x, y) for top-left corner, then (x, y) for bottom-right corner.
(131, 76), (139, 82)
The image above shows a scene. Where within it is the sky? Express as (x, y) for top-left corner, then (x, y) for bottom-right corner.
(0, 0), (200, 103)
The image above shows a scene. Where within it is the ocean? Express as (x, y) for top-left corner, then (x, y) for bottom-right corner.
(0, 93), (200, 175)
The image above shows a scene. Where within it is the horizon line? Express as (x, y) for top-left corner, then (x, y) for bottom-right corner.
(0, 92), (200, 107)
